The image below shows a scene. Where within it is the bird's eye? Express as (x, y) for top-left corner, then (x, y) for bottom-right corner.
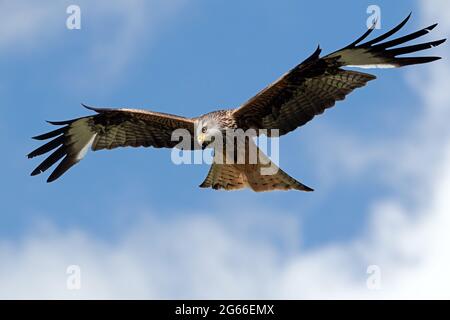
(201, 127), (207, 133)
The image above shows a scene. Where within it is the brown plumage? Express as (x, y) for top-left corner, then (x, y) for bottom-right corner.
(29, 14), (445, 191)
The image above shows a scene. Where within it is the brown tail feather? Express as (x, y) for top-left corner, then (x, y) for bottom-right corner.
(199, 163), (248, 191)
(244, 163), (313, 192)
(199, 162), (313, 192)
(199, 141), (313, 192)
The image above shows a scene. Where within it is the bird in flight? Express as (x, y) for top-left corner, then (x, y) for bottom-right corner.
(29, 14), (445, 192)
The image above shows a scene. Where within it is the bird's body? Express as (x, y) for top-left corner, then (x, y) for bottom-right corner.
(29, 14), (446, 192)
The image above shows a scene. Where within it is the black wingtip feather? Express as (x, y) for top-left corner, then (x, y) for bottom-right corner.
(372, 23), (441, 50)
(302, 45), (322, 65)
(81, 103), (110, 113)
(345, 22), (376, 49)
(46, 119), (76, 125)
(81, 103), (96, 111)
(362, 13), (412, 47)
(32, 126), (66, 140)
(46, 156), (79, 183)
(394, 56), (442, 67)
(30, 146), (66, 177)
(28, 135), (64, 159)
(334, 14), (445, 69)
(345, 12), (411, 49)
(426, 23), (438, 32)
(387, 38), (447, 56)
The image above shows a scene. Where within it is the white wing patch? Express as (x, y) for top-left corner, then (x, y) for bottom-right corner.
(346, 64), (397, 69)
(330, 48), (399, 69)
(67, 118), (97, 160)
(77, 134), (97, 160)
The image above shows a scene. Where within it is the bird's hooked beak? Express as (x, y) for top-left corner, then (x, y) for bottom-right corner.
(197, 133), (206, 149)
(198, 133), (215, 149)
(197, 133), (205, 145)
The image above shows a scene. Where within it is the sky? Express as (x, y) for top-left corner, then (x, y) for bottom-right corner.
(0, 0), (449, 299)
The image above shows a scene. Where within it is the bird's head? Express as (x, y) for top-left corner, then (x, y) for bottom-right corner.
(195, 116), (223, 149)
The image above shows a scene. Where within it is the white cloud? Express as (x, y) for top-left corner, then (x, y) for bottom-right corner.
(1, 0), (450, 299)
(0, 2), (59, 51)
(0, 212), (299, 299)
(305, 4), (450, 196)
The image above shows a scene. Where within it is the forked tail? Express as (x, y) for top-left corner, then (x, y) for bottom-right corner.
(199, 144), (313, 192)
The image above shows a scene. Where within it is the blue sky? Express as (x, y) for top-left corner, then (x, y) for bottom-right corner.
(1, 0), (449, 298)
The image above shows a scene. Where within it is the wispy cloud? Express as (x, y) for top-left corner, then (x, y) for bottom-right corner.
(0, 0), (188, 90)
(305, 5), (450, 196)
(0, 211), (300, 299)
(0, 2), (60, 51)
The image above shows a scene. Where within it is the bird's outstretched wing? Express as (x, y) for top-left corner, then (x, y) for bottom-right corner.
(28, 105), (196, 182)
(232, 14), (446, 136)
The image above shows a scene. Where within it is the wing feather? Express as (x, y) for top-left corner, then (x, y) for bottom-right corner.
(28, 106), (197, 182)
(232, 14), (445, 135)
